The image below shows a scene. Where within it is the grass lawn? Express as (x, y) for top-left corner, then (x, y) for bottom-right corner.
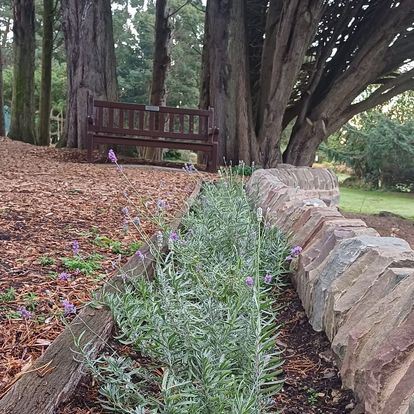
(339, 187), (414, 220)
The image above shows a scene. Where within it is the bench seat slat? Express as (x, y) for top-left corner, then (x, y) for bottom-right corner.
(92, 135), (214, 151)
(91, 127), (209, 141)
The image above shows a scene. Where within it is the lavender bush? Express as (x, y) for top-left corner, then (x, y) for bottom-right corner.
(78, 164), (290, 413)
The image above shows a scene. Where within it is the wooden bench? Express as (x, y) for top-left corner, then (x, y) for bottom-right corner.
(86, 97), (219, 171)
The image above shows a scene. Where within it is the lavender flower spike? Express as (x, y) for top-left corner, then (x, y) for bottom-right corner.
(108, 149), (117, 163)
(264, 274), (273, 284)
(62, 300), (77, 316)
(245, 276), (254, 287)
(18, 306), (32, 320)
(157, 199), (167, 209)
(285, 245), (303, 261)
(290, 246), (303, 257)
(72, 240), (80, 256)
(135, 250), (146, 260)
(169, 231), (179, 241)
(58, 272), (71, 281)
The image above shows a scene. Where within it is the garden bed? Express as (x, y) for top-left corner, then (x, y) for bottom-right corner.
(0, 138), (200, 395)
(57, 175), (355, 413)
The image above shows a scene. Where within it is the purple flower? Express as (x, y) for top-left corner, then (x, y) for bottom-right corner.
(62, 300), (77, 316)
(169, 231), (179, 242)
(291, 246), (303, 256)
(58, 272), (71, 281)
(17, 306), (32, 320)
(108, 149), (117, 163)
(264, 274), (273, 284)
(121, 207), (129, 216)
(286, 245), (302, 261)
(157, 199), (167, 210)
(133, 216), (141, 226)
(245, 276), (254, 287)
(72, 240), (79, 256)
(135, 250), (146, 260)
(183, 163), (196, 173)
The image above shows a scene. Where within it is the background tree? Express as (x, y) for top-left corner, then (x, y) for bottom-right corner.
(38, 0), (57, 146)
(0, 44), (5, 136)
(8, 0), (36, 143)
(321, 112), (414, 190)
(142, 0), (172, 161)
(61, 0), (118, 148)
(201, 0), (414, 167)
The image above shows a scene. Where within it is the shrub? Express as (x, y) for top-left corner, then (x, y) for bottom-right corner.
(78, 176), (290, 413)
(321, 113), (414, 191)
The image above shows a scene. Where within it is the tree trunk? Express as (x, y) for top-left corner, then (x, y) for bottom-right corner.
(256, 0), (323, 167)
(62, 0), (118, 149)
(143, 0), (172, 162)
(8, 0), (36, 144)
(200, 0), (255, 164)
(0, 45), (5, 136)
(38, 0), (54, 146)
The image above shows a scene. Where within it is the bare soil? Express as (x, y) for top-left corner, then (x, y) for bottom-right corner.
(343, 211), (414, 248)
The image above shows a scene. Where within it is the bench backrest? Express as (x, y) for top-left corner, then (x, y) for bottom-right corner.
(88, 97), (215, 142)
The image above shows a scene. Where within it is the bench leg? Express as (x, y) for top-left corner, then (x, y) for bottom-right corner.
(207, 142), (218, 173)
(87, 133), (93, 162)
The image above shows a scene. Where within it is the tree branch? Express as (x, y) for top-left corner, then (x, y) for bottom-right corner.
(345, 68), (414, 118)
(168, 0), (191, 18)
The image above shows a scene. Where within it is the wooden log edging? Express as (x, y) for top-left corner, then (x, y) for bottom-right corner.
(0, 179), (203, 414)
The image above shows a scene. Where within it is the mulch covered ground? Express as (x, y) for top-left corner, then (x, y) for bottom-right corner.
(0, 137), (199, 395)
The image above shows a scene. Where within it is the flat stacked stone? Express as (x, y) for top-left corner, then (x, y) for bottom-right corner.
(247, 167), (414, 414)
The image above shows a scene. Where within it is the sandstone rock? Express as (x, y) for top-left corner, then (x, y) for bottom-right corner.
(307, 236), (409, 331)
(355, 308), (414, 414)
(290, 207), (343, 247)
(324, 248), (414, 342)
(339, 272), (414, 392)
(293, 220), (378, 309)
(332, 267), (414, 359)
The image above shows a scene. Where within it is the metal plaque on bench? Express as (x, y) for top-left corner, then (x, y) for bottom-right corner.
(145, 105), (160, 112)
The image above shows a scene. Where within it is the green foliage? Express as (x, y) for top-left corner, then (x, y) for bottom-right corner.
(322, 113), (414, 191)
(93, 235), (142, 256)
(23, 292), (39, 311)
(229, 164), (258, 177)
(78, 178), (289, 413)
(0, 287), (16, 303)
(112, 0), (204, 108)
(61, 254), (103, 274)
(39, 255), (55, 266)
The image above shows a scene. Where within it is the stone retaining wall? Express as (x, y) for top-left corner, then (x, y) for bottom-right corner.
(246, 165), (414, 414)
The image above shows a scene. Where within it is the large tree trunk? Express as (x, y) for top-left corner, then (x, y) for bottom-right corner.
(38, 0), (54, 146)
(0, 45), (5, 136)
(256, 0), (323, 167)
(203, 0), (414, 168)
(200, 0), (255, 164)
(8, 0), (36, 144)
(62, 0), (118, 149)
(143, 0), (172, 162)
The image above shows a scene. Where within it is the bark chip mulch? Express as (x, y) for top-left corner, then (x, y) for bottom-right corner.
(0, 137), (200, 395)
(273, 282), (355, 413)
